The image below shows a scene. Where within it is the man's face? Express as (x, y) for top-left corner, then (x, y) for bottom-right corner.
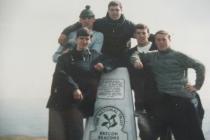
(134, 29), (149, 46)
(79, 17), (95, 29)
(108, 5), (122, 20)
(155, 34), (171, 51)
(76, 36), (91, 50)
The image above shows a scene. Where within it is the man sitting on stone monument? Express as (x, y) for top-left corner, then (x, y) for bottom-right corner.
(53, 5), (103, 63)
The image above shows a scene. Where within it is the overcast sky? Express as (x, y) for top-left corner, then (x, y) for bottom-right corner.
(0, 0), (210, 98)
(0, 0), (210, 136)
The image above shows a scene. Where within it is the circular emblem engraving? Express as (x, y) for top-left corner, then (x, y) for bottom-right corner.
(90, 106), (127, 140)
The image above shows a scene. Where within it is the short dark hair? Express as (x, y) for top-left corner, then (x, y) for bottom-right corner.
(135, 23), (150, 33)
(155, 30), (171, 40)
(76, 27), (92, 38)
(108, 0), (122, 9)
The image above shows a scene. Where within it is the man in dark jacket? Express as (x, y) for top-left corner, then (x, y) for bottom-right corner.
(128, 23), (171, 140)
(130, 30), (205, 140)
(128, 24), (157, 112)
(58, 0), (135, 67)
(47, 27), (106, 140)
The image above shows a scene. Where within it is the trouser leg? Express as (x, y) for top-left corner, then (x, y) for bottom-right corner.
(151, 94), (205, 140)
(166, 96), (205, 140)
(158, 93), (205, 140)
(48, 108), (84, 140)
(192, 93), (204, 127)
(48, 109), (66, 140)
(134, 82), (145, 111)
(128, 67), (145, 111)
(138, 111), (163, 140)
(65, 108), (84, 140)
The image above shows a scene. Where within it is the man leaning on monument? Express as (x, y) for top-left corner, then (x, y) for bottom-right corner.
(130, 30), (205, 140)
(47, 27), (108, 140)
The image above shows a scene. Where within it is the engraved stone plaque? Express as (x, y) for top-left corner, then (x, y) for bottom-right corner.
(83, 68), (137, 140)
(97, 79), (124, 99)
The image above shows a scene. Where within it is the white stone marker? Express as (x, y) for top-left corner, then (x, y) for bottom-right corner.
(83, 68), (137, 140)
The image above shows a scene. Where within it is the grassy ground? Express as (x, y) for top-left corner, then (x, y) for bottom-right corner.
(0, 135), (47, 140)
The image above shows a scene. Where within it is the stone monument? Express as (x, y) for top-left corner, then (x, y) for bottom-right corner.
(83, 68), (137, 140)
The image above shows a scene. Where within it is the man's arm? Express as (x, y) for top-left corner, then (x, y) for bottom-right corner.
(91, 52), (121, 72)
(130, 51), (144, 69)
(53, 55), (79, 94)
(52, 46), (65, 63)
(58, 22), (81, 45)
(91, 32), (104, 53)
(178, 52), (205, 90)
(61, 22), (81, 35)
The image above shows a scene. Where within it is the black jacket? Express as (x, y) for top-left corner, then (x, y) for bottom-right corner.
(128, 43), (158, 109)
(47, 48), (102, 116)
(62, 14), (135, 58)
(94, 14), (135, 57)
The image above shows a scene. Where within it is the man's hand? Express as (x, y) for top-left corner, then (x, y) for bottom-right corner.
(185, 83), (198, 92)
(94, 63), (104, 71)
(133, 61), (144, 69)
(73, 89), (83, 101)
(58, 34), (68, 46)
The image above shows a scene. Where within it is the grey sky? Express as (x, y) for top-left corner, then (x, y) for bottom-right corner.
(1, 0), (210, 97)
